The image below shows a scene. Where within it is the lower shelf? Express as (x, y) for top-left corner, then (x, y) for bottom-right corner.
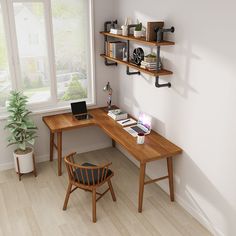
(100, 54), (173, 77)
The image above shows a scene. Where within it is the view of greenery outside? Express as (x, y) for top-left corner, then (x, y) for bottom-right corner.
(52, 0), (89, 101)
(0, 0), (90, 107)
(62, 74), (87, 101)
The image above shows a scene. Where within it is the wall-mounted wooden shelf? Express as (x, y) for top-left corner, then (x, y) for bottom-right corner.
(100, 54), (173, 77)
(100, 31), (175, 47)
(101, 21), (175, 88)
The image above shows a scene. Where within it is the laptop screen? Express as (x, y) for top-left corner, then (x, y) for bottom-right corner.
(138, 112), (152, 130)
(71, 101), (87, 115)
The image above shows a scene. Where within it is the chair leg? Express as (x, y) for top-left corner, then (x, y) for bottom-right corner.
(63, 182), (72, 210)
(108, 179), (116, 202)
(92, 189), (97, 223)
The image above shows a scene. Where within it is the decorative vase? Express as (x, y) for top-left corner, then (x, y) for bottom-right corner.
(13, 147), (34, 173)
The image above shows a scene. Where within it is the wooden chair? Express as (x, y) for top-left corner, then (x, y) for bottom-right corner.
(63, 152), (116, 222)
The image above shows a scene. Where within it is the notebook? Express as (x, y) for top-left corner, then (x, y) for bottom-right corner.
(124, 112), (151, 137)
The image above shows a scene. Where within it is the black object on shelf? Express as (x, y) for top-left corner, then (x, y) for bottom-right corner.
(154, 27), (175, 88)
(133, 48), (144, 65)
(104, 20), (118, 66)
(126, 24), (141, 75)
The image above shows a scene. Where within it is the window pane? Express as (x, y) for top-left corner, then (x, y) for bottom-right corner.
(52, 0), (90, 102)
(0, 4), (11, 107)
(13, 2), (50, 103)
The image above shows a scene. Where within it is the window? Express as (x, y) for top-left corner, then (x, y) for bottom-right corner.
(0, 3), (12, 107)
(0, 0), (94, 111)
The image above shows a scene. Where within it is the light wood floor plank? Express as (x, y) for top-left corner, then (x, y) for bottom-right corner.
(0, 147), (212, 236)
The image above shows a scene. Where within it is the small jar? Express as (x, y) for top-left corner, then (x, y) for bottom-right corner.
(137, 132), (145, 144)
(121, 25), (128, 36)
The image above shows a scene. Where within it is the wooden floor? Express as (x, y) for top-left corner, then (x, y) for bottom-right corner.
(0, 147), (211, 236)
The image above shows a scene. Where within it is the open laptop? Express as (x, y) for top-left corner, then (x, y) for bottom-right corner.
(71, 101), (93, 120)
(124, 112), (151, 137)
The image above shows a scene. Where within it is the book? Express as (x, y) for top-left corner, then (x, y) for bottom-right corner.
(117, 118), (137, 127)
(110, 28), (122, 35)
(108, 42), (126, 59)
(146, 21), (164, 42)
(108, 109), (128, 121)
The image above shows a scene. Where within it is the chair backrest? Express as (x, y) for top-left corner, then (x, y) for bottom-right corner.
(64, 152), (112, 187)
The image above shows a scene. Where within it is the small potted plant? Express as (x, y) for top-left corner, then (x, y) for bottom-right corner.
(5, 91), (37, 175)
(134, 21), (143, 38)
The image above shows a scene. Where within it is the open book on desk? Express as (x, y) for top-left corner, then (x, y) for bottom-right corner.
(117, 118), (137, 127)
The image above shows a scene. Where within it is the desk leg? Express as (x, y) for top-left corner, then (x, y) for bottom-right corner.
(138, 162), (146, 213)
(50, 132), (54, 162)
(167, 157), (174, 201)
(112, 139), (116, 148)
(57, 132), (62, 176)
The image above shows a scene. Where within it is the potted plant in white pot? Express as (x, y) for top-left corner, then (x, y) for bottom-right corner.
(134, 21), (143, 38)
(5, 91), (37, 177)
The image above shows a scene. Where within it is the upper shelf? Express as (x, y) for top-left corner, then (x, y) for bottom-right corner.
(100, 31), (175, 46)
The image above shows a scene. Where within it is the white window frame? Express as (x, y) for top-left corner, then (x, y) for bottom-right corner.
(0, 0), (95, 117)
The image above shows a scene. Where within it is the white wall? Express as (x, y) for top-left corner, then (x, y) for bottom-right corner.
(0, 0), (117, 169)
(115, 0), (236, 235)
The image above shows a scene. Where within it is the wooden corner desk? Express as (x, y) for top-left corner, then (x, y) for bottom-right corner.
(42, 107), (182, 212)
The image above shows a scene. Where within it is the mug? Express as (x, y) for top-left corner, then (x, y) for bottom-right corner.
(137, 132), (145, 144)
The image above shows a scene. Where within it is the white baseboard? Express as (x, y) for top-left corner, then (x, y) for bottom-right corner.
(115, 144), (224, 236)
(175, 194), (224, 236)
(0, 141), (111, 171)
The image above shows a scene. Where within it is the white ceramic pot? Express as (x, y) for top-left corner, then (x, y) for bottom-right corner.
(13, 147), (34, 173)
(134, 30), (143, 38)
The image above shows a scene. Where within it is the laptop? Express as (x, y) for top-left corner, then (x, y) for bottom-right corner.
(71, 101), (93, 120)
(124, 112), (151, 137)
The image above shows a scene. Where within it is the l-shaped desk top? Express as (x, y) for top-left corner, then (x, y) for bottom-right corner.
(43, 106), (182, 212)
(43, 107), (182, 164)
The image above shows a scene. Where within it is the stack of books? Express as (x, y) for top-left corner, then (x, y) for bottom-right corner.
(110, 28), (122, 35)
(105, 41), (127, 60)
(108, 109), (128, 121)
(140, 61), (158, 71)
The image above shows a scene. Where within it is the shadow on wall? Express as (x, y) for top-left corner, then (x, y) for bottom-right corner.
(175, 152), (236, 235)
(168, 40), (199, 98)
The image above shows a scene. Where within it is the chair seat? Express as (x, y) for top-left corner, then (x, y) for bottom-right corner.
(74, 163), (113, 185)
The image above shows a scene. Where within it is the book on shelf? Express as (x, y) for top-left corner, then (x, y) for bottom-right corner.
(108, 109), (128, 121)
(110, 28), (122, 35)
(107, 41), (127, 59)
(144, 54), (157, 63)
(141, 61), (157, 70)
(146, 21), (164, 42)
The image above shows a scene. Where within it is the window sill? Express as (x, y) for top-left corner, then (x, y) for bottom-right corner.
(0, 101), (97, 120)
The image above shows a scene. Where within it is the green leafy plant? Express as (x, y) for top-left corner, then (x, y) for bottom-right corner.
(4, 91), (37, 152)
(62, 74), (87, 101)
(135, 22), (142, 31)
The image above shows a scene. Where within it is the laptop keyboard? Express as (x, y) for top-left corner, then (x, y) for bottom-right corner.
(75, 114), (93, 120)
(131, 126), (146, 134)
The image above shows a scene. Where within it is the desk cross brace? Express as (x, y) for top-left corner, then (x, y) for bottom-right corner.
(144, 175), (169, 185)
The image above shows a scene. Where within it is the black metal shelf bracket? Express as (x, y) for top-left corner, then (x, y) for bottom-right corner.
(104, 20), (118, 66)
(126, 67), (140, 75)
(155, 43), (171, 88)
(155, 76), (171, 88)
(126, 24), (140, 75)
